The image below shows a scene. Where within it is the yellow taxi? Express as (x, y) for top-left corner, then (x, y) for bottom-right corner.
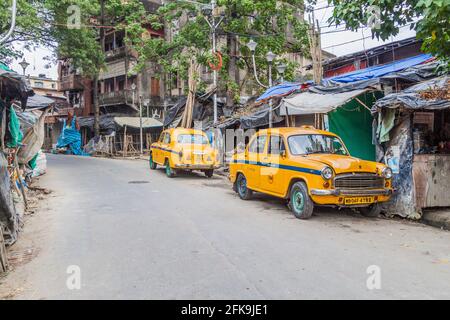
(229, 127), (393, 219)
(150, 128), (219, 178)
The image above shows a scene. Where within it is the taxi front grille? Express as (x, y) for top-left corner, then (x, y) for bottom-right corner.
(334, 174), (384, 190)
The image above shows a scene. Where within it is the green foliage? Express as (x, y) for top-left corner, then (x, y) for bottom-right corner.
(326, 0), (450, 68)
(0, 0), (152, 77)
(140, 0), (310, 95)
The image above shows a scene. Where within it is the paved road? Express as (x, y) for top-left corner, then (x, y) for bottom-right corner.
(3, 154), (450, 299)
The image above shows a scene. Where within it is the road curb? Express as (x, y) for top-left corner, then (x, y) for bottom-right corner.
(422, 210), (450, 231)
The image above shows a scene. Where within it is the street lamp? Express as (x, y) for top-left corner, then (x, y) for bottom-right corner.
(19, 58), (30, 76)
(246, 40), (278, 128)
(276, 63), (287, 83)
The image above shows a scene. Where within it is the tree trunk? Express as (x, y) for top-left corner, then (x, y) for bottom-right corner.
(226, 34), (239, 107)
(93, 76), (100, 136)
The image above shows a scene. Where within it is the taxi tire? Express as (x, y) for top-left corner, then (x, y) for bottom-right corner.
(205, 170), (214, 178)
(165, 160), (176, 178)
(359, 203), (382, 218)
(149, 153), (157, 170)
(289, 182), (314, 220)
(236, 173), (253, 200)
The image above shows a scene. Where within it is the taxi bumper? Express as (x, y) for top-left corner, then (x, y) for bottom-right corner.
(174, 164), (219, 170)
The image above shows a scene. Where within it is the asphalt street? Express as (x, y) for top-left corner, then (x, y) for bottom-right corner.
(2, 154), (450, 299)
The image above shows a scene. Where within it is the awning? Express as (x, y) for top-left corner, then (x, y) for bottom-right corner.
(114, 117), (163, 129)
(280, 89), (368, 116)
(0, 62), (33, 109)
(26, 94), (55, 109)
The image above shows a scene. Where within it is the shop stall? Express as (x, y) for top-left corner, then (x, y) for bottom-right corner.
(372, 76), (450, 218)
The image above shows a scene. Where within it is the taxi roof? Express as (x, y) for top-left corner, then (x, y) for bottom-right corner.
(257, 127), (339, 138)
(166, 128), (207, 135)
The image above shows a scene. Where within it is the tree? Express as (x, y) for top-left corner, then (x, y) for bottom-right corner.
(141, 0), (310, 104)
(0, 0), (152, 77)
(325, 0), (450, 68)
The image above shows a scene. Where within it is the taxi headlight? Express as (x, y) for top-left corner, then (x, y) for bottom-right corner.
(382, 167), (393, 179)
(321, 166), (334, 180)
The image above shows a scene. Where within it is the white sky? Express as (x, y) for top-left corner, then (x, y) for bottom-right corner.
(8, 1), (417, 79)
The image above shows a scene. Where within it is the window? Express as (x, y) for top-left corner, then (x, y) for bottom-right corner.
(248, 135), (267, 153)
(34, 81), (44, 88)
(163, 133), (171, 144)
(288, 135), (348, 156)
(269, 135), (286, 155)
(177, 134), (209, 145)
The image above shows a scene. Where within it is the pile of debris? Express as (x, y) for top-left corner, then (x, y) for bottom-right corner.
(419, 79), (450, 100)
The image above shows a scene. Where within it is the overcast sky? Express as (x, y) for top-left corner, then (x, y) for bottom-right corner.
(9, 1), (417, 80)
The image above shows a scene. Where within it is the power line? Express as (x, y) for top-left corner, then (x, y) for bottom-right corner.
(322, 22), (417, 50)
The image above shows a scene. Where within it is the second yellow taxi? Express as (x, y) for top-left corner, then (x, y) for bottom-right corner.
(150, 128), (219, 178)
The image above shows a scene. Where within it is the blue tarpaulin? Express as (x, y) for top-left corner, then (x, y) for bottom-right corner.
(56, 117), (89, 156)
(323, 54), (433, 85)
(256, 82), (304, 102)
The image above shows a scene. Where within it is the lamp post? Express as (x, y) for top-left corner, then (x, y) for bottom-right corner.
(19, 58), (30, 76)
(139, 95), (143, 155)
(276, 63), (287, 83)
(247, 40), (278, 128)
(0, 0), (17, 45)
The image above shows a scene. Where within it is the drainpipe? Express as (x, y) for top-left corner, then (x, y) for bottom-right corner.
(0, 0), (18, 45)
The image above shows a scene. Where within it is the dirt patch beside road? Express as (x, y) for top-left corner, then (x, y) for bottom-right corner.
(0, 184), (52, 300)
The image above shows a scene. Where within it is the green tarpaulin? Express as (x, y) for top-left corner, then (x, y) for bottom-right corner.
(328, 92), (383, 161)
(6, 106), (23, 148)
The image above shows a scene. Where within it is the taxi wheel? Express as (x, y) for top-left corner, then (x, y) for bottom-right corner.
(205, 170), (214, 178)
(236, 174), (253, 200)
(359, 204), (382, 218)
(289, 182), (314, 220)
(149, 153), (157, 170)
(165, 160), (176, 178)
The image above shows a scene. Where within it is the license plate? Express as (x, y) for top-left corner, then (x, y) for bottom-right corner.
(344, 197), (375, 205)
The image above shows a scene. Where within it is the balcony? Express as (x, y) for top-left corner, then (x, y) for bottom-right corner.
(104, 46), (127, 62)
(99, 90), (138, 110)
(60, 74), (84, 91)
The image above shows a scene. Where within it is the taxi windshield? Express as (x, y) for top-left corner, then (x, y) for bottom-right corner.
(288, 134), (348, 156)
(177, 134), (209, 145)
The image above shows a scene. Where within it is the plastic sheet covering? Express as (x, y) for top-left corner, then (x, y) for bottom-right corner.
(240, 106), (284, 129)
(323, 54), (433, 85)
(17, 109), (49, 164)
(31, 151), (47, 177)
(6, 106), (23, 148)
(0, 152), (19, 245)
(0, 63), (33, 110)
(77, 115), (117, 135)
(373, 76), (450, 111)
(380, 115), (419, 219)
(114, 117), (163, 129)
(56, 117), (89, 156)
(312, 61), (441, 95)
(280, 89), (368, 115)
(256, 83), (304, 103)
(25, 94), (54, 110)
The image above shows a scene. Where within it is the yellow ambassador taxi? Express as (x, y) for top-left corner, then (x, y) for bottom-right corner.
(150, 128), (219, 178)
(229, 127), (394, 219)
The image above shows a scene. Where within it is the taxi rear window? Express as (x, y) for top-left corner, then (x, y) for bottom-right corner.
(177, 134), (209, 145)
